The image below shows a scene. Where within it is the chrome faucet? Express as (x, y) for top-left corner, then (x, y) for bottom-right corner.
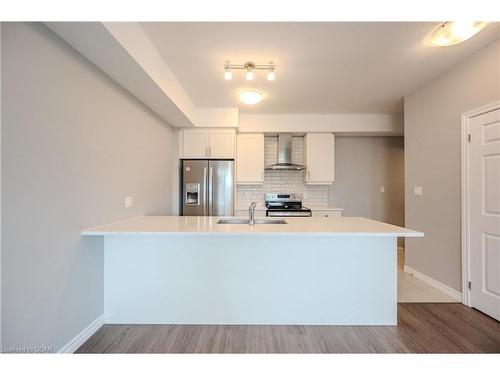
(248, 201), (257, 225)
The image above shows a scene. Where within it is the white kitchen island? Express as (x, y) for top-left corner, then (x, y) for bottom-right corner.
(82, 216), (423, 325)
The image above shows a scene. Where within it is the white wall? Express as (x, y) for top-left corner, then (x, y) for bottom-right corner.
(1, 23), (178, 351)
(239, 114), (403, 135)
(404, 39), (500, 292)
(196, 108), (239, 128)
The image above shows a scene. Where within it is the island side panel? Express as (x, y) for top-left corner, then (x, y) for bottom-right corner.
(104, 235), (397, 325)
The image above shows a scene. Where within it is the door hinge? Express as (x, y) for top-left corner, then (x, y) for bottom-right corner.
(468, 281), (472, 290)
(468, 134), (471, 143)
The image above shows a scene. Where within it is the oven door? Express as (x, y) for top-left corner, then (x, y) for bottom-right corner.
(266, 210), (312, 217)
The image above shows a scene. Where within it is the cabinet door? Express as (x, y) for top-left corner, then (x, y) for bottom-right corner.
(312, 210), (342, 218)
(208, 130), (236, 159)
(236, 133), (264, 184)
(304, 133), (335, 184)
(180, 130), (209, 158)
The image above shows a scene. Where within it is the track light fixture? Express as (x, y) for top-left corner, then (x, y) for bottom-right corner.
(223, 61), (276, 81)
(224, 66), (232, 80)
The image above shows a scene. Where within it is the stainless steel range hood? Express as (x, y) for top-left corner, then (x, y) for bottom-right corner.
(265, 133), (306, 170)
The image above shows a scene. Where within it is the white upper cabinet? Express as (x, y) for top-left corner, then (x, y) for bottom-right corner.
(208, 130), (236, 158)
(236, 133), (265, 185)
(179, 130), (209, 158)
(303, 133), (335, 185)
(179, 129), (236, 159)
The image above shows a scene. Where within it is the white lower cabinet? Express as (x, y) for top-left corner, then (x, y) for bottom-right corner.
(311, 210), (342, 218)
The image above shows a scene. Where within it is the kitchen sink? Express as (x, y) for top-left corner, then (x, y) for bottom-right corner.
(217, 218), (287, 225)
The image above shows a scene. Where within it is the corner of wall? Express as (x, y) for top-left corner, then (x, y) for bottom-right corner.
(172, 127), (180, 215)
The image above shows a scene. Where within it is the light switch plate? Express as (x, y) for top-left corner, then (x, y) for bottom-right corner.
(413, 186), (423, 196)
(125, 196), (133, 208)
(380, 186), (385, 193)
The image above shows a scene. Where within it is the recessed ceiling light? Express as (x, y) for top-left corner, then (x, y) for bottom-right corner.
(430, 21), (487, 47)
(239, 90), (263, 105)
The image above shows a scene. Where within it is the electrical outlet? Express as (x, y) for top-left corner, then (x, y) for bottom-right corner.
(125, 196), (133, 208)
(413, 186), (423, 196)
(380, 186), (385, 193)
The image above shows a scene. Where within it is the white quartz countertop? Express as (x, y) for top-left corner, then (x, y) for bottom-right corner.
(81, 216), (423, 237)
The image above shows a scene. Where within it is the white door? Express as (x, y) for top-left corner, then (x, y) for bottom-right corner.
(181, 130), (208, 158)
(469, 108), (500, 321)
(208, 130), (235, 159)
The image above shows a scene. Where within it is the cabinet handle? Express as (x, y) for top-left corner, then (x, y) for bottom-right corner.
(209, 167), (214, 214)
(307, 170), (311, 180)
(209, 146), (211, 157)
(262, 171), (264, 181)
(203, 167), (207, 214)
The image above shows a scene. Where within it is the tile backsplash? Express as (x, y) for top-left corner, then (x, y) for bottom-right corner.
(235, 136), (330, 208)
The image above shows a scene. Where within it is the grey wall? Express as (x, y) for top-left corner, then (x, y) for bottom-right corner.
(329, 137), (405, 227)
(404, 39), (500, 292)
(1, 23), (178, 351)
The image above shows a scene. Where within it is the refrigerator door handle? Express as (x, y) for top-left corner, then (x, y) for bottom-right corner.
(208, 166), (214, 215)
(203, 167), (207, 215)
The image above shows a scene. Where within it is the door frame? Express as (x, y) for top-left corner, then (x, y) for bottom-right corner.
(461, 100), (500, 307)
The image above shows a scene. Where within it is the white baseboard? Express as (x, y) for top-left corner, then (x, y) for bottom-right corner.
(403, 265), (462, 302)
(58, 314), (104, 353)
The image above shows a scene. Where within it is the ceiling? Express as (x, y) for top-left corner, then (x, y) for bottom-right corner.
(140, 22), (499, 114)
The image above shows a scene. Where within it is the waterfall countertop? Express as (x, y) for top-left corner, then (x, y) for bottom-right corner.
(81, 216), (423, 237)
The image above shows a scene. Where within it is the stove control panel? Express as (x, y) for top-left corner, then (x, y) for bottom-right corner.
(265, 193), (302, 203)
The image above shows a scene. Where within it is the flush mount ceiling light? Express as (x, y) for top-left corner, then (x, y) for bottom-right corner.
(224, 61), (276, 81)
(239, 90), (263, 105)
(430, 21), (487, 47)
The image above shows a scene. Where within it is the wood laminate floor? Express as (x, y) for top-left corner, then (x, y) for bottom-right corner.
(76, 304), (500, 353)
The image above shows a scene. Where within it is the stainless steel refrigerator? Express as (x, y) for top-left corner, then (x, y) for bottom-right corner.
(181, 160), (234, 216)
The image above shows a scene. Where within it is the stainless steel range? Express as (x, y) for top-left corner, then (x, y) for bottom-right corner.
(265, 193), (312, 217)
